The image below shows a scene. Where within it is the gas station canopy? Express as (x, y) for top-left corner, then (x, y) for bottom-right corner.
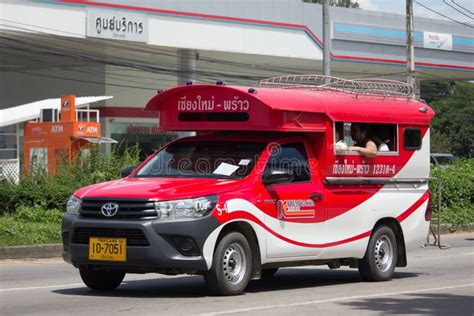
(0, 96), (113, 128)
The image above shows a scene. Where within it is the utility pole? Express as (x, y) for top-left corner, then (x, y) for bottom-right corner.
(406, 0), (415, 99)
(323, 0), (331, 84)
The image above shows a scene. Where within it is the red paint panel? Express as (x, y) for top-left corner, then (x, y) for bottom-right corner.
(326, 126), (429, 178)
(147, 85), (435, 128)
(397, 191), (430, 222)
(216, 210), (371, 248)
(214, 191), (428, 248)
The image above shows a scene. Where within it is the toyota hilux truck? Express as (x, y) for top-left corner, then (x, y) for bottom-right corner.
(62, 76), (434, 295)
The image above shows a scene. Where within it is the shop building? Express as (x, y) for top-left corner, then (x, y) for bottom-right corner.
(1, 0), (473, 160)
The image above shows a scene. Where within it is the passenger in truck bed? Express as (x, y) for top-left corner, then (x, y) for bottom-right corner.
(369, 126), (390, 152)
(334, 123), (348, 153)
(348, 123), (377, 158)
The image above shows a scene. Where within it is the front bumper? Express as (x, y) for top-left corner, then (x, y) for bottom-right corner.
(62, 213), (220, 273)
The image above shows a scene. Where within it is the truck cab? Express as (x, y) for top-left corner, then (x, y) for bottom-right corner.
(62, 76), (434, 295)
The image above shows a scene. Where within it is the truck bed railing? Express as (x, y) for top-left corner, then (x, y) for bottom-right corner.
(256, 75), (414, 98)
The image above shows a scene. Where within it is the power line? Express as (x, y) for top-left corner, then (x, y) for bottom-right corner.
(0, 19), (308, 77)
(0, 35), (268, 84)
(0, 18), (424, 82)
(451, 0), (474, 15)
(8, 69), (159, 91)
(0, 18), (442, 89)
(442, 0), (473, 19)
(0, 29), (406, 88)
(414, 0), (474, 28)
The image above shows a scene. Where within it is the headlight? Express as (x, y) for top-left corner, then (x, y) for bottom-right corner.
(154, 195), (217, 219)
(66, 196), (81, 215)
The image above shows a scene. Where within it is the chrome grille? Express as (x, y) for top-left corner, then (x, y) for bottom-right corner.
(80, 198), (157, 220)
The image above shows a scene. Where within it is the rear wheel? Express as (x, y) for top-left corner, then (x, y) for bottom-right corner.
(358, 225), (397, 281)
(204, 232), (252, 295)
(79, 268), (125, 291)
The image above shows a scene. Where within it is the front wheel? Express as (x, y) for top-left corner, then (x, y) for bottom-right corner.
(204, 232), (252, 295)
(79, 268), (125, 291)
(358, 225), (397, 281)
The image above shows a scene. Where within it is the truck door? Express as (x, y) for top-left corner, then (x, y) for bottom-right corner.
(259, 140), (325, 259)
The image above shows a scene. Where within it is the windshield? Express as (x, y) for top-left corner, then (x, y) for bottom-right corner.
(135, 140), (265, 179)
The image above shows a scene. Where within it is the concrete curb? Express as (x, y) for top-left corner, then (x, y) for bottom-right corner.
(431, 223), (474, 235)
(0, 244), (63, 260)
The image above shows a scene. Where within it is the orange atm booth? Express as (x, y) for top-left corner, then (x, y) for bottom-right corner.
(24, 95), (114, 175)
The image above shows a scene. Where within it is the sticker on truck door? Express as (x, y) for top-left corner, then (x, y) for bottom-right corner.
(278, 199), (315, 218)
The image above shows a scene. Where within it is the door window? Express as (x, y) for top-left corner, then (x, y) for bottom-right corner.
(264, 142), (311, 183)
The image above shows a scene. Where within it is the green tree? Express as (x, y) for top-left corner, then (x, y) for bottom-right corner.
(420, 81), (455, 104)
(303, 0), (360, 8)
(430, 129), (451, 153)
(422, 81), (474, 158)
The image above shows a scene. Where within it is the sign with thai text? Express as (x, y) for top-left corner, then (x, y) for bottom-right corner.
(177, 95), (251, 112)
(331, 159), (397, 177)
(87, 9), (148, 43)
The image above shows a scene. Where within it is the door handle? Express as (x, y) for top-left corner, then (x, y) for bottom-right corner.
(277, 200), (284, 219)
(310, 192), (323, 202)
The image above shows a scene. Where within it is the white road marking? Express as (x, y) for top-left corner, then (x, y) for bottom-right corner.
(0, 283), (84, 292)
(201, 283), (474, 315)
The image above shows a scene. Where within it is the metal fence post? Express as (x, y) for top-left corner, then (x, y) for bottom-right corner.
(437, 177), (442, 249)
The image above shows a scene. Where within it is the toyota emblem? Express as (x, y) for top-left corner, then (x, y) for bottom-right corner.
(101, 202), (119, 217)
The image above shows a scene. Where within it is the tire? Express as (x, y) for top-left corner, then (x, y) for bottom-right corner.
(204, 232), (252, 295)
(261, 268), (279, 279)
(358, 225), (398, 282)
(79, 268), (125, 291)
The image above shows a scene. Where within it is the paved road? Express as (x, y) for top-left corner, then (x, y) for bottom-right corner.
(1, 233), (473, 315)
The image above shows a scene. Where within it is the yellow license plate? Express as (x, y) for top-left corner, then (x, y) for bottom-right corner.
(89, 237), (126, 262)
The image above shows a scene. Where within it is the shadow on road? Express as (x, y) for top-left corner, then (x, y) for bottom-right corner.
(246, 269), (419, 294)
(54, 275), (206, 298)
(339, 292), (474, 315)
(53, 268), (421, 298)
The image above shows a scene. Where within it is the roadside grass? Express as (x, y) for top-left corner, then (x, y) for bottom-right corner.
(0, 144), (141, 247)
(0, 206), (62, 247)
(0, 158), (471, 246)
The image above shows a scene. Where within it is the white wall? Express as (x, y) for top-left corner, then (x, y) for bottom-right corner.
(0, 1), (86, 37)
(149, 16), (323, 60)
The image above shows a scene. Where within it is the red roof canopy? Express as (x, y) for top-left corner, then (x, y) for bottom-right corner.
(145, 84), (434, 132)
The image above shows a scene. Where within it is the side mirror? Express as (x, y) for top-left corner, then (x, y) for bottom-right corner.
(121, 165), (136, 178)
(262, 168), (294, 186)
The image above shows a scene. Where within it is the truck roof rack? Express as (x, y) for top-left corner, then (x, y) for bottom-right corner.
(256, 75), (413, 98)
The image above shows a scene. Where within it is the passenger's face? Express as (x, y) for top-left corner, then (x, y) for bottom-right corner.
(351, 125), (364, 142)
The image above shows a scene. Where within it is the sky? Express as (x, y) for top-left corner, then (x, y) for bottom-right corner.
(357, 0), (474, 26)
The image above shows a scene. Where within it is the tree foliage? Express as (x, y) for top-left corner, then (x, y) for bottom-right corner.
(303, 0), (360, 8)
(0, 144), (141, 215)
(421, 81), (474, 158)
(430, 159), (474, 231)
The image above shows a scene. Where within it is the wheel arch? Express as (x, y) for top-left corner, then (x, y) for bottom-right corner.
(217, 221), (262, 279)
(373, 217), (407, 267)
